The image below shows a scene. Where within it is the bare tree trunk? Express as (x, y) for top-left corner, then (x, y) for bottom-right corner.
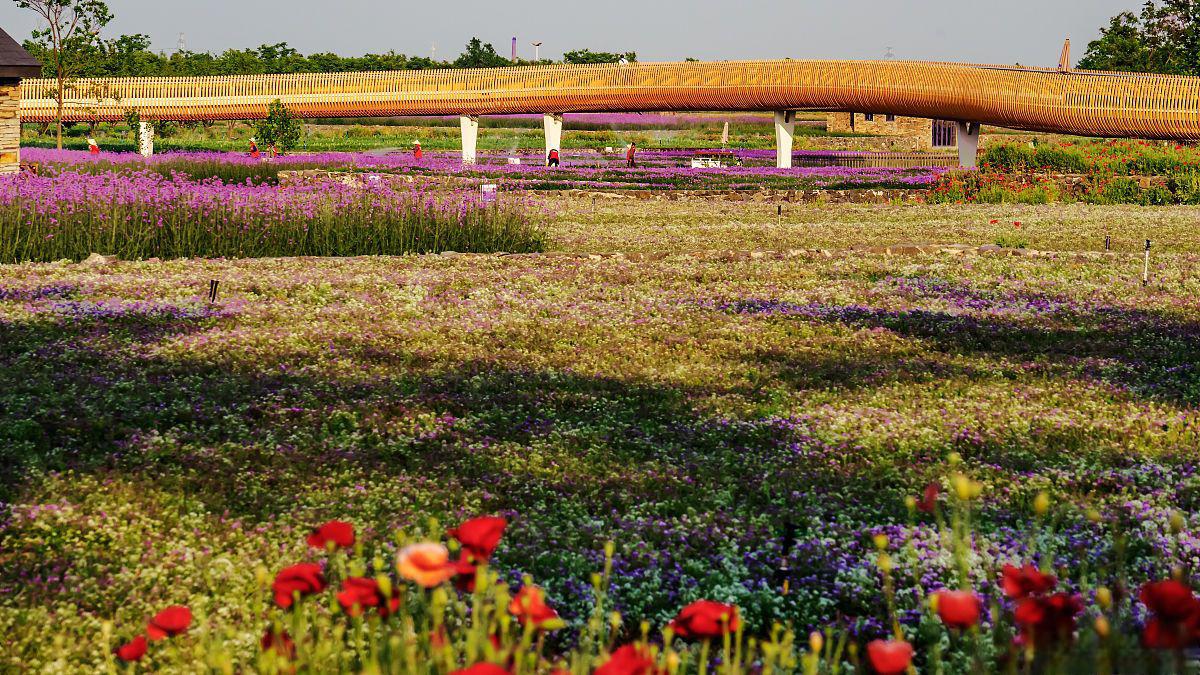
(55, 64), (64, 150)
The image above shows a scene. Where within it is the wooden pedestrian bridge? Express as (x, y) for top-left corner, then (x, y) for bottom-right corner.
(18, 59), (1200, 167)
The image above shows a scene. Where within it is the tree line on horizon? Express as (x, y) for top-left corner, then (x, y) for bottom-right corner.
(20, 34), (640, 79)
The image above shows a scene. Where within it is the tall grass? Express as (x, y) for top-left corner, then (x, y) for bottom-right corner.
(0, 171), (544, 262)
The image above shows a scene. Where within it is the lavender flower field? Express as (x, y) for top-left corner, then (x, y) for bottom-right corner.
(22, 148), (945, 191)
(3, 151), (1200, 673)
(0, 156), (545, 262)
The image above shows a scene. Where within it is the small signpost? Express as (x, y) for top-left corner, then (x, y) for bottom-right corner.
(1143, 239), (1152, 286)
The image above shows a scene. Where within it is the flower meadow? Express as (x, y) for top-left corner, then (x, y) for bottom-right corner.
(3, 191), (1200, 672)
(0, 166), (545, 263)
(22, 148), (945, 192)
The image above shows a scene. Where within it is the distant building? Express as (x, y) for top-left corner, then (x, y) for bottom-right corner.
(826, 113), (961, 150)
(0, 26), (41, 173)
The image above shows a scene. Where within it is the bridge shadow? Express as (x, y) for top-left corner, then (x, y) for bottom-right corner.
(3, 281), (1195, 632)
(1, 302), (911, 627)
(721, 286), (1200, 408)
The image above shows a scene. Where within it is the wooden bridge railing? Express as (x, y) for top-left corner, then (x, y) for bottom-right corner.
(16, 60), (1200, 140)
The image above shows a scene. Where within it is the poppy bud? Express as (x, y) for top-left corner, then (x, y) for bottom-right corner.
(1170, 512), (1186, 534)
(809, 631), (824, 654)
(1096, 587), (1112, 610)
(873, 534), (889, 551)
(1033, 492), (1050, 516)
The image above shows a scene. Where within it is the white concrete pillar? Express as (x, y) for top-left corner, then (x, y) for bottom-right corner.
(543, 113), (563, 165)
(460, 115), (479, 164)
(774, 111), (795, 169)
(955, 121), (981, 168)
(138, 121), (154, 157)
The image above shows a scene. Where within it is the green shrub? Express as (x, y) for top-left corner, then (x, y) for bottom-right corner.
(981, 144), (1036, 172)
(1032, 145), (1088, 173)
(1168, 171), (1200, 205)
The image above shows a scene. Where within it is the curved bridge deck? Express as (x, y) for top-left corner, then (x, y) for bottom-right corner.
(17, 60), (1200, 140)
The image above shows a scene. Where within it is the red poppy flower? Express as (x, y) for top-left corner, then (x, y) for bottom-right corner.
(1014, 593), (1083, 647)
(936, 590), (981, 630)
(916, 483), (939, 514)
(449, 516), (507, 562)
(146, 605), (192, 640)
(508, 585), (559, 628)
(596, 643), (659, 675)
(866, 639), (913, 675)
(1142, 581), (1199, 622)
(667, 600), (740, 640)
(307, 520), (355, 550)
(336, 577), (401, 618)
(452, 554), (478, 592)
(1141, 580), (1200, 649)
(1001, 564), (1058, 599)
(261, 627), (297, 660)
(273, 563), (327, 608)
(449, 664), (511, 675)
(397, 543), (456, 588)
(989, 219), (999, 224)
(114, 635), (148, 661)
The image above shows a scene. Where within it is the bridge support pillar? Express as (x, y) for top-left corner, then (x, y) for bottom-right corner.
(955, 121), (981, 169)
(460, 115), (479, 164)
(543, 113), (563, 165)
(774, 111), (795, 169)
(138, 121), (154, 157)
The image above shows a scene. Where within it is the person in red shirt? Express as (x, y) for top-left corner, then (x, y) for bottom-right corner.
(547, 148), (560, 167)
(249, 137), (260, 158)
(87, 137), (99, 155)
(413, 140), (423, 161)
(626, 142), (637, 168)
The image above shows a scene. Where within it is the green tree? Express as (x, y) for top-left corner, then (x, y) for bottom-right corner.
(1079, 12), (1151, 71)
(1080, 1), (1200, 74)
(562, 49), (637, 64)
(13, 0), (113, 149)
(254, 99), (302, 153)
(454, 37), (510, 68)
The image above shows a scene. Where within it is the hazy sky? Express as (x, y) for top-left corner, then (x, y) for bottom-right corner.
(0, 0), (1135, 67)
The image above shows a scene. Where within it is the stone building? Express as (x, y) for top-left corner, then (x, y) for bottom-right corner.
(0, 27), (41, 174)
(826, 113), (961, 150)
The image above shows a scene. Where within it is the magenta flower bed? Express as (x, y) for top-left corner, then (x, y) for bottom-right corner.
(0, 168), (544, 262)
(22, 148), (947, 191)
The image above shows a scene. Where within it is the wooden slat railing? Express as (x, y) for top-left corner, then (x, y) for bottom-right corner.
(16, 60), (1200, 140)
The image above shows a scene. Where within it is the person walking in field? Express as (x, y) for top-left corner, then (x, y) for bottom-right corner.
(248, 137), (260, 158)
(547, 148), (560, 167)
(87, 137), (99, 155)
(413, 140), (423, 161)
(626, 142), (637, 168)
